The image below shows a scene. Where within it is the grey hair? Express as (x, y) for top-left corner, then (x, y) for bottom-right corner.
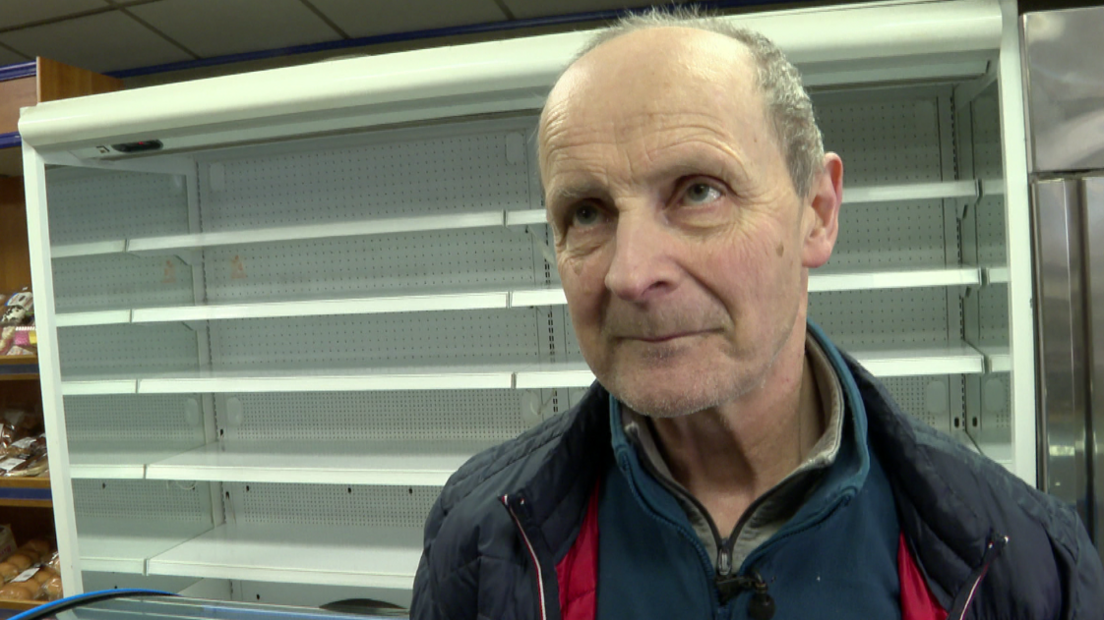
(570, 8), (825, 199)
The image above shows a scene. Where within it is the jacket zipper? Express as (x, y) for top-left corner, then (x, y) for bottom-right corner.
(502, 495), (548, 620)
(947, 533), (1008, 620)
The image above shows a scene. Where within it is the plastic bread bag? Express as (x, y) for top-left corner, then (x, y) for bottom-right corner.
(7, 454), (48, 478)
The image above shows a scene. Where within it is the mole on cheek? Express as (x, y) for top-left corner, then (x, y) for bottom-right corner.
(776, 242), (785, 257)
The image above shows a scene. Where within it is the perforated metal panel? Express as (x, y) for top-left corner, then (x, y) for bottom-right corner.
(818, 99), (943, 184)
(223, 391), (530, 442)
(203, 228), (540, 303)
(66, 394), (205, 445)
(829, 201), (950, 269)
(809, 288), (951, 347)
(59, 324), (199, 376)
(207, 309), (546, 369)
(227, 483), (438, 529)
(46, 168), (190, 246)
(52, 255), (195, 312)
(879, 376), (957, 434)
(197, 121), (535, 232)
(74, 479), (210, 521)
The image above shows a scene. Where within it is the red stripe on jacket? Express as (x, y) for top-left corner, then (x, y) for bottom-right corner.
(554, 482), (947, 620)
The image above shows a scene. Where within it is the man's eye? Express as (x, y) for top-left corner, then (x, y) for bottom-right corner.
(572, 204), (603, 227)
(683, 182), (721, 205)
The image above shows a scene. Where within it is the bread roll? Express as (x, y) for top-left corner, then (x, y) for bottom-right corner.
(42, 576), (62, 601)
(6, 553), (32, 571)
(22, 540), (49, 557)
(0, 583), (31, 600)
(0, 563), (19, 582)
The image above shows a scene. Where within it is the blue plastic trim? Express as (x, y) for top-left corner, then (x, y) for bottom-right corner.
(106, 0), (783, 78)
(0, 61), (35, 83)
(0, 487), (50, 501)
(0, 132), (20, 150)
(7, 589), (175, 620)
(0, 364), (36, 376)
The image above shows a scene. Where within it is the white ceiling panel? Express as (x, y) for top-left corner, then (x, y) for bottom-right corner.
(502, 0), (668, 20)
(0, 11), (193, 73)
(0, 47), (32, 67)
(0, 0), (110, 30)
(130, 0), (342, 58)
(308, 0), (508, 38)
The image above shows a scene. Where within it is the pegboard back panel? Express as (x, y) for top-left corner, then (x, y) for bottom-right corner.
(978, 283), (1010, 345)
(226, 483), (438, 529)
(208, 309), (553, 369)
(58, 324), (199, 376)
(203, 227), (541, 303)
(809, 288), (953, 348)
(74, 479), (210, 521)
(46, 168), (190, 246)
(878, 375), (958, 434)
(828, 200), (949, 269)
(223, 390), (530, 442)
(816, 99), (943, 185)
(65, 394), (205, 446)
(197, 120), (536, 232)
(52, 255), (195, 312)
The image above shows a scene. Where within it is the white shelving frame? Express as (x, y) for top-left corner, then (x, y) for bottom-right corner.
(18, 0), (1032, 607)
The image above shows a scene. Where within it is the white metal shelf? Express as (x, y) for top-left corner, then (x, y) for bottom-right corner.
(515, 342), (989, 388)
(508, 180), (980, 227)
(146, 524), (422, 589)
(58, 341), (999, 396)
(982, 266), (1009, 284)
(61, 365), (518, 395)
(78, 518), (211, 574)
(70, 442), (190, 480)
(55, 267), (984, 328)
(979, 345), (1011, 373)
(143, 440), (496, 486)
(52, 211), (507, 259)
(49, 181), (984, 261)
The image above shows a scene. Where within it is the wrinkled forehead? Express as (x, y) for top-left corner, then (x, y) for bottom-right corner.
(538, 28), (765, 173)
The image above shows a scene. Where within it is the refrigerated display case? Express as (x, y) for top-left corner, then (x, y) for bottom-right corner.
(16, 0), (1033, 606)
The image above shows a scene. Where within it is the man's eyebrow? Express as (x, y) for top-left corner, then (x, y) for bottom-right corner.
(546, 181), (606, 208)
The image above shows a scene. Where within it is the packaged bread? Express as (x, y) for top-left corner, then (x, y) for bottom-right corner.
(40, 575), (62, 601)
(0, 563), (18, 582)
(21, 540), (49, 558)
(0, 583), (34, 600)
(5, 553), (32, 572)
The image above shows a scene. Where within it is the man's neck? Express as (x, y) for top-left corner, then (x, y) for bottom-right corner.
(643, 324), (825, 536)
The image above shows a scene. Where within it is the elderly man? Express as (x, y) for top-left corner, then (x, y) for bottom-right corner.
(412, 12), (1103, 620)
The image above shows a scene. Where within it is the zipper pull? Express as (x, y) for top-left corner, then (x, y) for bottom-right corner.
(717, 547), (732, 576)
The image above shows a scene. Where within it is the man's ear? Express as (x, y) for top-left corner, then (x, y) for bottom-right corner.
(801, 153), (843, 269)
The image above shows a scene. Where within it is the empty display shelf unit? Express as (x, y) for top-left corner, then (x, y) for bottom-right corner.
(18, 0), (1031, 609)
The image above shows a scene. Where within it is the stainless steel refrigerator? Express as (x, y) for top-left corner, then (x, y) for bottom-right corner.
(1022, 7), (1104, 562)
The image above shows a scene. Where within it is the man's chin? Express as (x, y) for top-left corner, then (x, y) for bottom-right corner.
(602, 369), (725, 419)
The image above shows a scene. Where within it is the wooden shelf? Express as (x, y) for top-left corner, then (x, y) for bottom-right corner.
(0, 475), (51, 507)
(0, 355), (39, 381)
(0, 598), (44, 611)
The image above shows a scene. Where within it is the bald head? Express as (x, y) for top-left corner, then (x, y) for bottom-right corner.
(540, 14), (823, 200)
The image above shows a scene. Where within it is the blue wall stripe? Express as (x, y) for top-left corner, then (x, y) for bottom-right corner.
(0, 132), (21, 150)
(0, 61), (35, 83)
(0, 487), (50, 501)
(107, 0), (781, 78)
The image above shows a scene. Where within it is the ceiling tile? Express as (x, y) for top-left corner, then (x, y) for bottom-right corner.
(308, 0), (507, 39)
(0, 11), (193, 73)
(0, 0), (110, 30)
(129, 0), (341, 58)
(502, 0), (664, 20)
(0, 47), (32, 67)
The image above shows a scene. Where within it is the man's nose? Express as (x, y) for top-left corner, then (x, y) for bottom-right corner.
(604, 209), (677, 303)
